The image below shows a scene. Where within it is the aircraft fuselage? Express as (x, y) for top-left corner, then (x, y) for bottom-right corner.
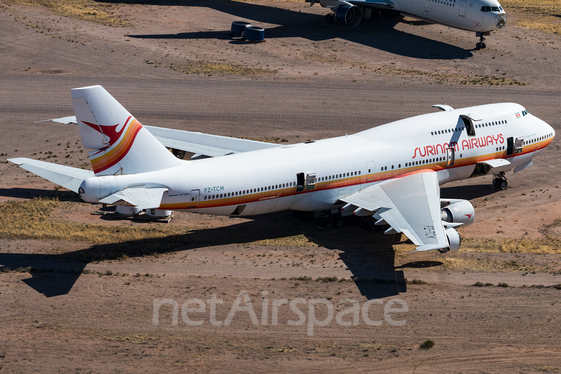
(80, 103), (554, 217)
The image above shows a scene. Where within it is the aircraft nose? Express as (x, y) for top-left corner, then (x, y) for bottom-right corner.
(548, 122), (555, 138)
(495, 13), (507, 28)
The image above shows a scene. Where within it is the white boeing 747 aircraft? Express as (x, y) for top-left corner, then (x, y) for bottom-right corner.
(9, 86), (554, 253)
(308, 0), (507, 49)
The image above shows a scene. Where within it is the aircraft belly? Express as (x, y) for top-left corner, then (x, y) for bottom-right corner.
(437, 165), (474, 184)
(290, 189), (340, 211)
(509, 151), (536, 169)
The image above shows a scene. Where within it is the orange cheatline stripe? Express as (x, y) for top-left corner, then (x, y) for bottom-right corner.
(160, 138), (555, 211)
(91, 119), (143, 174)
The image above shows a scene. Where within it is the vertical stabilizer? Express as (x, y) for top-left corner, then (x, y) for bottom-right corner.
(71, 85), (182, 176)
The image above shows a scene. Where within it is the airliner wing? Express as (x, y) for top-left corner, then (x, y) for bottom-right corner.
(47, 116), (280, 157)
(341, 171), (449, 252)
(346, 0), (395, 9)
(8, 158), (94, 193)
(143, 125), (281, 157)
(477, 158), (511, 173)
(99, 187), (168, 209)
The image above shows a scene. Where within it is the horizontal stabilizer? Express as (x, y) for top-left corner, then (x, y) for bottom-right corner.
(8, 158), (93, 193)
(98, 187), (168, 209)
(143, 125), (281, 157)
(43, 116), (280, 158)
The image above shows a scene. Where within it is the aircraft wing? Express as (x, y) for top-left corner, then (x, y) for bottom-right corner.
(143, 125), (281, 157)
(8, 158), (94, 193)
(99, 187), (168, 209)
(477, 158), (511, 173)
(321, 0), (395, 9)
(47, 116), (280, 157)
(341, 171), (449, 252)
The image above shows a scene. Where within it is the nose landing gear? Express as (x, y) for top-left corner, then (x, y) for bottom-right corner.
(475, 31), (490, 50)
(492, 172), (508, 190)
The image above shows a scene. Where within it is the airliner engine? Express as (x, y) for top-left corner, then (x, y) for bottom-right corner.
(334, 4), (363, 27)
(440, 199), (475, 226)
(445, 227), (461, 252)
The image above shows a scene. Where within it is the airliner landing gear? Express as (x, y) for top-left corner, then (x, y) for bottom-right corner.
(325, 13), (335, 24)
(316, 210), (344, 230)
(492, 172), (507, 190)
(475, 31), (490, 50)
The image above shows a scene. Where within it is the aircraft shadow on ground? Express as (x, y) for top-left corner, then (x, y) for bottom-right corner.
(0, 211), (407, 299)
(112, 0), (472, 59)
(0, 188), (80, 201)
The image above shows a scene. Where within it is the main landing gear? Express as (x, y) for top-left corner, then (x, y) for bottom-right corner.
(475, 31), (490, 50)
(292, 210), (344, 230)
(492, 172), (507, 191)
(316, 211), (344, 230)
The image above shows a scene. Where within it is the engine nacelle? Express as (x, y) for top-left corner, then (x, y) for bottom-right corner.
(440, 199), (475, 226)
(334, 4), (363, 27)
(445, 228), (461, 252)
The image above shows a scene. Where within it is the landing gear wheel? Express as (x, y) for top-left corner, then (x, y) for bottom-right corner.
(361, 218), (375, 232)
(475, 31), (489, 50)
(317, 217), (334, 230)
(293, 211), (312, 222)
(325, 13), (335, 24)
(498, 180), (507, 190)
(336, 218), (344, 228)
(492, 172), (507, 191)
(171, 148), (186, 159)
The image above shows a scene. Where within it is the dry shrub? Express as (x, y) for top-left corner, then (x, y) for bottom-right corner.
(9, 0), (128, 26)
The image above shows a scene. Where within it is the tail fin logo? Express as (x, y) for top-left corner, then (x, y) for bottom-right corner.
(82, 117), (130, 148)
(85, 116), (143, 174)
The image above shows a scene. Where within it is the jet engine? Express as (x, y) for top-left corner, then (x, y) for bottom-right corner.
(440, 199), (475, 226)
(444, 228), (461, 252)
(335, 4), (363, 27)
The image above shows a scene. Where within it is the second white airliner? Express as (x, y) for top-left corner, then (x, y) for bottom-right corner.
(309, 0), (507, 49)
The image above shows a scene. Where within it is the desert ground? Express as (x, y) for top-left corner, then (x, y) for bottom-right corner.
(1, 0), (561, 372)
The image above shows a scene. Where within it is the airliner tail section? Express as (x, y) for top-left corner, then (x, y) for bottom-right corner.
(71, 85), (182, 176)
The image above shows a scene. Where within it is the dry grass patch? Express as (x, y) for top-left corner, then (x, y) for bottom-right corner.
(8, 0), (129, 26)
(462, 237), (561, 254)
(0, 197), (187, 245)
(375, 66), (527, 86)
(441, 257), (539, 273)
(252, 234), (317, 248)
(170, 62), (277, 76)
(105, 333), (159, 344)
(502, 0), (561, 34)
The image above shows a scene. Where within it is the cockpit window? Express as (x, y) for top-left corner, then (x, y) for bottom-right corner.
(481, 6), (501, 12)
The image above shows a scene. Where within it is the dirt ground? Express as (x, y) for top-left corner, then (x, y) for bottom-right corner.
(1, 0), (561, 372)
